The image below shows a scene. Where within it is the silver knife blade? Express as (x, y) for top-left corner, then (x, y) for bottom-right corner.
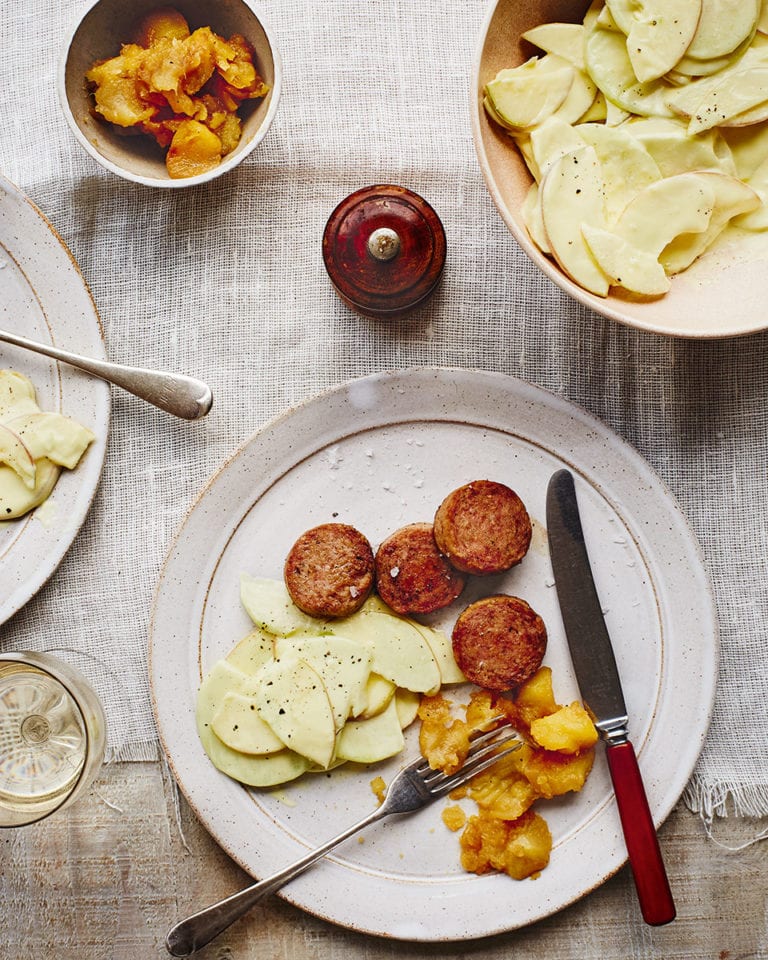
(546, 468), (628, 740)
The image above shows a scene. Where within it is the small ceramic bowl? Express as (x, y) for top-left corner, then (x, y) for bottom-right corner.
(58, 0), (281, 188)
(471, 0), (768, 339)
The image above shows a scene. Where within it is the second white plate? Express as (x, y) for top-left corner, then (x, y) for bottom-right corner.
(0, 175), (110, 625)
(149, 368), (717, 940)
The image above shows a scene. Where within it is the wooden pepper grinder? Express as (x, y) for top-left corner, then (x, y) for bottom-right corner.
(322, 184), (446, 320)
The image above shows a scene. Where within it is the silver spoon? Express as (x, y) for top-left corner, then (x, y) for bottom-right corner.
(0, 327), (212, 420)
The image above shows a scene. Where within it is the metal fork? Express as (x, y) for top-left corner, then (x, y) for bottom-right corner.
(166, 722), (520, 956)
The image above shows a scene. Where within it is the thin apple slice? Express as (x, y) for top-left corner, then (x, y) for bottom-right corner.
(733, 154), (768, 229)
(211, 692), (285, 755)
(0, 457), (60, 520)
(335, 698), (405, 764)
(4, 412), (94, 471)
(0, 370), (37, 418)
(394, 689), (421, 729)
(357, 673), (396, 719)
(240, 574), (324, 636)
(581, 224), (671, 296)
(254, 656), (337, 768)
(585, 23), (674, 118)
(484, 56), (575, 131)
(625, 117), (735, 177)
(686, 0), (760, 60)
(660, 172), (760, 272)
(540, 146), (610, 297)
(225, 627), (275, 675)
(0, 422), (36, 489)
(530, 115), (586, 178)
(522, 22), (586, 70)
(687, 68), (768, 135)
(412, 622), (466, 685)
(332, 609), (441, 694)
(626, 0), (702, 83)
(612, 172), (716, 256)
(273, 633), (373, 727)
(522, 182), (551, 253)
(576, 122), (661, 222)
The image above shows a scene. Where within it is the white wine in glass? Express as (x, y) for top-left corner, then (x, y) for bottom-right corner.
(0, 652), (106, 827)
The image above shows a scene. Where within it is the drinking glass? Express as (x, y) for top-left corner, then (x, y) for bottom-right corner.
(0, 651), (106, 827)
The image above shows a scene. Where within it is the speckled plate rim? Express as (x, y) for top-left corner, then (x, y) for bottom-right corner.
(149, 367), (718, 940)
(0, 174), (110, 625)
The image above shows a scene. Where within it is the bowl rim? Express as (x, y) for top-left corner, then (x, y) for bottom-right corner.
(56, 0), (283, 189)
(469, 0), (768, 340)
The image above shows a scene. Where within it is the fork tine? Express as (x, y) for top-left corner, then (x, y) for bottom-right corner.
(409, 718), (512, 776)
(425, 730), (521, 797)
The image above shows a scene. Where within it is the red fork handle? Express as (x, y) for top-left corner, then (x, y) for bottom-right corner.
(605, 739), (676, 926)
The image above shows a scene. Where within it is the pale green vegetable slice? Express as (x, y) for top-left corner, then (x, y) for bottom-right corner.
(577, 122), (661, 222)
(578, 89), (608, 122)
(0, 458), (60, 519)
(198, 725), (308, 787)
(225, 627), (275, 675)
(522, 182), (551, 253)
(211, 692), (285, 755)
(332, 609), (441, 694)
(357, 672), (397, 719)
(273, 633), (373, 727)
(722, 121), (768, 177)
(605, 0), (637, 36)
(4, 412), (94, 471)
(254, 657), (337, 768)
(686, 0), (759, 60)
(585, 23), (674, 117)
(0, 423), (36, 488)
(732, 154), (768, 229)
(660, 172), (760, 271)
(549, 68), (598, 125)
(412, 623), (465, 685)
(686, 68), (768, 135)
(540, 146), (611, 297)
(240, 574), (323, 636)
(522, 22), (586, 69)
(625, 117), (735, 176)
(530, 115), (586, 178)
(0, 370), (36, 418)
(581, 224), (671, 295)
(484, 56), (575, 130)
(335, 698), (405, 764)
(394, 689), (422, 729)
(625, 0), (703, 83)
(612, 172), (716, 256)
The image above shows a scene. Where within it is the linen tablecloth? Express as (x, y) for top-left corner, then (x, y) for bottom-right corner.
(1, 0), (766, 829)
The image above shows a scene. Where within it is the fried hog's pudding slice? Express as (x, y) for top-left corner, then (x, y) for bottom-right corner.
(451, 595), (547, 692)
(374, 522), (467, 615)
(433, 480), (532, 575)
(284, 522), (374, 618)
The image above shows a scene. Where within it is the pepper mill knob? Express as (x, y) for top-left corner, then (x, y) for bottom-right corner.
(322, 184), (446, 320)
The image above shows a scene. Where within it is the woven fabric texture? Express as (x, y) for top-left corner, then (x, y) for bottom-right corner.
(0, 0), (767, 824)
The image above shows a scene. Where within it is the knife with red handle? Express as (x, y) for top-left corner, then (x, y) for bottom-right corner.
(546, 468), (675, 926)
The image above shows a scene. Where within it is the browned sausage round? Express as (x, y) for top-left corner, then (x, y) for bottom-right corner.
(284, 523), (374, 618)
(433, 480), (532, 575)
(451, 595), (546, 691)
(374, 522), (467, 615)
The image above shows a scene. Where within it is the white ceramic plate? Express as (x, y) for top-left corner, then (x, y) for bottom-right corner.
(149, 368), (717, 940)
(0, 175), (110, 625)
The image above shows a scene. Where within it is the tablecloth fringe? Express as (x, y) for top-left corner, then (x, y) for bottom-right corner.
(684, 777), (768, 823)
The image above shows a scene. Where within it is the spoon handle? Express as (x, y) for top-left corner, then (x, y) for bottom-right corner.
(0, 328), (213, 420)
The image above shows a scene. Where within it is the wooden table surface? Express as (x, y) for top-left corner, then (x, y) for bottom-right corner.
(3, 760), (766, 960)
